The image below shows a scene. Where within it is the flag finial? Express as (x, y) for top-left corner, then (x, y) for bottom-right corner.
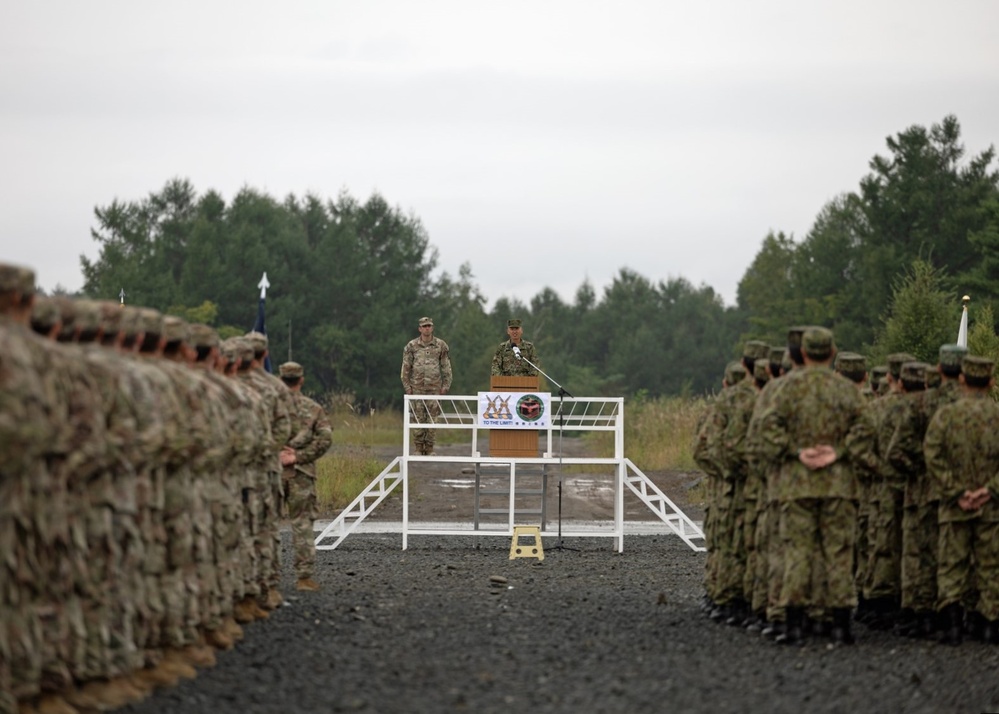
(258, 272), (270, 299)
(957, 294), (970, 348)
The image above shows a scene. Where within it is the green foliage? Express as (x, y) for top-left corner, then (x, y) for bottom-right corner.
(872, 260), (955, 363)
(968, 303), (999, 361)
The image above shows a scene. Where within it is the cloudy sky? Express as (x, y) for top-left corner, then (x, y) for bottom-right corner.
(2, 1), (997, 308)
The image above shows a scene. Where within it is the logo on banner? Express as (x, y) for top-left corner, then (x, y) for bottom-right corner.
(478, 392), (551, 428)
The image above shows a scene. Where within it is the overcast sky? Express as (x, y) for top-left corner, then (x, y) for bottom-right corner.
(2, 1), (997, 309)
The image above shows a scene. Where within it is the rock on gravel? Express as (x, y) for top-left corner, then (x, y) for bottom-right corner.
(121, 531), (999, 714)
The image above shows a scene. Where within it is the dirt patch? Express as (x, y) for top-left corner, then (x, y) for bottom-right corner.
(328, 434), (705, 527)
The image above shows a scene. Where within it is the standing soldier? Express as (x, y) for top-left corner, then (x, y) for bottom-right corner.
(278, 362), (334, 591)
(757, 327), (875, 645)
(925, 355), (999, 645)
(491, 318), (539, 378)
(401, 317), (452, 456)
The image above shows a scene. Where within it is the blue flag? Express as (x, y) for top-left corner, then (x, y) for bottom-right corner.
(253, 296), (272, 373)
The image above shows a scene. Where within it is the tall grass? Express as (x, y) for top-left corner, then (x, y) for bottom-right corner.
(315, 446), (388, 511)
(587, 394), (711, 471)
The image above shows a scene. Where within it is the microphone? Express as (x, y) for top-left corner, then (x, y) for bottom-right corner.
(512, 346), (522, 360)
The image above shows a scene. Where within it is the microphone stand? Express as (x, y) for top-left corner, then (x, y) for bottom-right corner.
(514, 351), (576, 551)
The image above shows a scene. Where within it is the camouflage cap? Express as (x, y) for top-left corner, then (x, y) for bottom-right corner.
(925, 369), (942, 388)
(95, 300), (123, 334)
(507, 319), (522, 328)
(219, 338), (238, 364)
(901, 361), (929, 384)
(768, 346), (785, 364)
(786, 326), (808, 349)
(73, 299), (103, 333)
(962, 355), (994, 380)
(780, 350), (792, 373)
(802, 326), (835, 360)
(0, 263), (35, 293)
(869, 365), (888, 387)
(835, 351), (867, 378)
(119, 305), (143, 339)
(279, 361), (304, 378)
(743, 340), (770, 361)
(162, 316), (189, 344)
(245, 330), (268, 355)
(753, 360), (770, 382)
(886, 352), (917, 379)
(418, 316), (434, 326)
(188, 324), (219, 349)
(938, 344), (968, 370)
(724, 360), (747, 385)
(135, 308), (164, 337)
(31, 294), (62, 330)
(233, 337), (255, 363)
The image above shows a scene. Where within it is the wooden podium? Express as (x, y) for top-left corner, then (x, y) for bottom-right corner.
(488, 375), (541, 458)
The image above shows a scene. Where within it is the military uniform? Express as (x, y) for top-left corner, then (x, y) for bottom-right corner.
(491, 319), (539, 378)
(400, 317), (452, 455)
(278, 362), (333, 588)
(925, 355), (999, 644)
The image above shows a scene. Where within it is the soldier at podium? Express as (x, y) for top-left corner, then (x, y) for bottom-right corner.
(491, 318), (540, 377)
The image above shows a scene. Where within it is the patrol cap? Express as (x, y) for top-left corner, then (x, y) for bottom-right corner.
(0, 263), (35, 294)
(835, 351), (867, 379)
(886, 352), (917, 379)
(938, 344), (968, 374)
(74, 299), (103, 334)
(768, 346), (785, 365)
(245, 330), (268, 355)
(900, 361), (929, 385)
(507, 319), (522, 328)
(925, 369), (942, 388)
(962, 355), (994, 381)
(753, 360), (770, 382)
(219, 338), (238, 364)
(743, 340), (770, 361)
(31, 295), (62, 330)
(97, 300), (124, 334)
(162, 316), (189, 344)
(786, 326), (808, 349)
(233, 337), (255, 363)
(135, 308), (164, 337)
(418, 316), (433, 327)
(802, 326), (835, 360)
(725, 360), (747, 385)
(869, 365), (888, 385)
(119, 305), (144, 339)
(189, 324), (219, 349)
(279, 361), (304, 379)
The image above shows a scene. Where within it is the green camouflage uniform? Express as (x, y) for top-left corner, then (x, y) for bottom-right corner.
(757, 356), (874, 610)
(491, 339), (539, 378)
(925, 378), (999, 621)
(401, 335), (452, 454)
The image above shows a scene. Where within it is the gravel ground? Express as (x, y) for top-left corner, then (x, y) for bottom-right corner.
(120, 531), (999, 714)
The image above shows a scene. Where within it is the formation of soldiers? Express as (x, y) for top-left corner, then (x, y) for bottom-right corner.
(696, 325), (999, 646)
(1, 262), (332, 714)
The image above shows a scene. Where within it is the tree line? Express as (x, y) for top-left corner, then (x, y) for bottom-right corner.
(79, 115), (999, 406)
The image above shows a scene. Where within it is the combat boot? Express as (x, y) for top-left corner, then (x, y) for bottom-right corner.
(830, 608), (855, 645)
(222, 617), (245, 642)
(33, 693), (79, 714)
(296, 577), (321, 592)
(775, 607), (805, 645)
(982, 618), (999, 645)
(262, 588), (284, 610)
(939, 603), (964, 646)
(204, 626), (235, 651)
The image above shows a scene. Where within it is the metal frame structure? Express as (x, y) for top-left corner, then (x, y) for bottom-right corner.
(313, 395), (705, 553)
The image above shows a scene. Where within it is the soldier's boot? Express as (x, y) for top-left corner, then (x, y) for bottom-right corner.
(71, 679), (141, 711)
(775, 607), (805, 645)
(261, 588), (284, 611)
(161, 648), (201, 678)
(204, 626), (234, 651)
(966, 610), (986, 641)
(830, 608), (855, 645)
(222, 617), (245, 643)
(912, 610), (937, 639)
(180, 642), (217, 668)
(133, 661), (182, 689)
(296, 577), (321, 592)
(761, 618), (783, 640)
(233, 598), (259, 623)
(940, 603), (964, 646)
(724, 598), (748, 627)
(743, 610), (765, 633)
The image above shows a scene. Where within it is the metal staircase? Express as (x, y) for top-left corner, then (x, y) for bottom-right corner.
(622, 458), (704, 551)
(314, 457), (403, 551)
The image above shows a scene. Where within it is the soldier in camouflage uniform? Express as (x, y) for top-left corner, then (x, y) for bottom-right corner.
(278, 362), (334, 591)
(925, 355), (999, 645)
(491, 318), (539, 378)
(401, 316), (452, 455)
(757, 327), (875, 645)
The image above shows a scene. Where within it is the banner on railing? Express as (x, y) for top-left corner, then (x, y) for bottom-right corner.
(477, 391), (552, 428)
